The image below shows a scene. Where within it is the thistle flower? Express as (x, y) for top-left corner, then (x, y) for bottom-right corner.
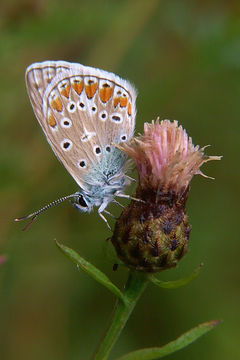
(111, 119), (221, 272)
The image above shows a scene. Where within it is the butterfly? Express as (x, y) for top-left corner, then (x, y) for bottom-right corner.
(15, 61), (137, 229)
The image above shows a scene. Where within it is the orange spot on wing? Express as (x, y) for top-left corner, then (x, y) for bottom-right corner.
(127, 102), (132, 116)
(120, 97), (127, 107)
(48, 113), (57, 127)
(60, 85), (70, 98)
(99, 87), (113, 103)
(113, 97), (120, 107)
(85, 82), (98, 99)
(51, 97), (63, 112)
(72, 80), (83, 95)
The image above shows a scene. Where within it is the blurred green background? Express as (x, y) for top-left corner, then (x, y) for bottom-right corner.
(0, 0), (239, 359)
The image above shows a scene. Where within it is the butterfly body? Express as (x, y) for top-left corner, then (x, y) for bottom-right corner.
(73, 146), (129, 213)
(25, 61), (137, 221)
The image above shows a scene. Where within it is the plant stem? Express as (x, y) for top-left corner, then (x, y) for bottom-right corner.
(92, 270), (149, 360)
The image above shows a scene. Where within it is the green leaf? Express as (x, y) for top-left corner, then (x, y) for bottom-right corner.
(115, 320), (221, 360)
(150, 264), (203, 289)
(55, 241), (125, 303)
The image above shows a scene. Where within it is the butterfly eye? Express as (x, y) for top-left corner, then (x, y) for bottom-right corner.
(106, 146), (111, 153)
(78, 195), (88, 208)
(121, 135), (127, 141)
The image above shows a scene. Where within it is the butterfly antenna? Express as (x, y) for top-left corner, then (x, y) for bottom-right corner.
(14, 194), (77, 231)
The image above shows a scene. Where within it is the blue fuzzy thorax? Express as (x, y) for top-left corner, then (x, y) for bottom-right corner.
(73, 147), (128, 212)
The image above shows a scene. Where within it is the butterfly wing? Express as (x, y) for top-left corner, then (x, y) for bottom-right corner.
(26, 61), (137, 190)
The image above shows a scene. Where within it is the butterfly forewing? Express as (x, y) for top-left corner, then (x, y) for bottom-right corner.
(26, 62), (71, 127)
(25, 61), (137, 190)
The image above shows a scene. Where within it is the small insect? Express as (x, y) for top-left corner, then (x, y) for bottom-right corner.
(14, 61), (137, 230)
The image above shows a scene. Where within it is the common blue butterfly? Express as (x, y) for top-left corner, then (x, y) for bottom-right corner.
(15, 61), (137, 229)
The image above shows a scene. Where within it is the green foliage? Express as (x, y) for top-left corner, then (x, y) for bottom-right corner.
(56, 241), (125, 302)
(150, 264), (203, 289)
(116, 320), (220, 360)
(56, 241), (216, 359)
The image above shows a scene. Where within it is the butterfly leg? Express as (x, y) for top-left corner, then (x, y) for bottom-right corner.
(103, 209), (117, 219)
(115, 192), (145, 203)
(112, 199), (124, 208)
(125, 175), (136, 183)
(98, 211), (112, 231)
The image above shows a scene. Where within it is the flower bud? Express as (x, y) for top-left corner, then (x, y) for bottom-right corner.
(111, 120), (221, 272)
